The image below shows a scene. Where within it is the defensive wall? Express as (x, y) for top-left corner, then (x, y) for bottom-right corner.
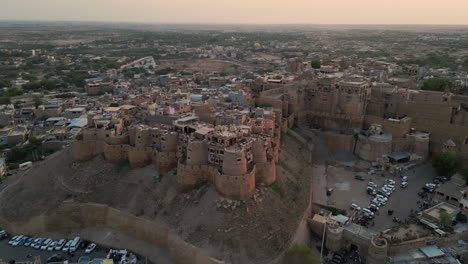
(176, 161), (276, 200)
(323, 221), (388, 264)
(365, 114), (468, 165)
(297, 110), (364, 131)
(313, 217), (468, 264)
(74, 140), (178, 173)
(0, 202), (224, 264)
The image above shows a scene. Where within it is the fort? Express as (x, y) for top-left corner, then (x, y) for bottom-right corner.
(254, 75), (468, 166)
(74, 107), (281, 200)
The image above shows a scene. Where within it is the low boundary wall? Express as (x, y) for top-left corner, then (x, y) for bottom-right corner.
(0, 202), (224, 264)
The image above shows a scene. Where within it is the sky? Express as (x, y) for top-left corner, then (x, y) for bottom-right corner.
(1, 0), (468, 25)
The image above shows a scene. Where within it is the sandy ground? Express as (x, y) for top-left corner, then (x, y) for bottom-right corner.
(0, 132), (313, 264)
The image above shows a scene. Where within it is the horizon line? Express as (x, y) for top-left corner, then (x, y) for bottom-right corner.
(1, 19), (468, 27)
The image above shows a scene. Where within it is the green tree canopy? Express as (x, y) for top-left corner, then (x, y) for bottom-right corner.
(33, 96), (43, 108)
(311, 60), (321, 69)
(463, 167), (468, 185)
(421, 77), (453, 92)
(439, 211), (452, 227)
(282, 244), (318, 264)
(432, 152), (459, 176)
(0, 80), (10, 88)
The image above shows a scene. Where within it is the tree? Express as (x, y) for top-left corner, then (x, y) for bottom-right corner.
(282, 244), (318, 264)
(463, 167), (468, 185)
(311, 60), (321, 69)
(432, 152), (459, 176)
(33, 96), (43, 108)
(421, 77), (453, 92)
(0, 80), (10, 88)
(456, 212), (467, 223)
(439, 211), (452, 227)
(0, 97), (11, 105)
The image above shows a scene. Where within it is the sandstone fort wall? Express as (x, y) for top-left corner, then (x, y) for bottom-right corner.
(0, 202), (224, 264)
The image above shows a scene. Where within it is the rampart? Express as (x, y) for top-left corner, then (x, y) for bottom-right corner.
(74, 141), (178, 172)
(0, 202), (224, 264)
(176, 161), (272, 200)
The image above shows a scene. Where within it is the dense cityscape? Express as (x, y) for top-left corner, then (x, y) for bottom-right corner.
(0, 21), (467, 264)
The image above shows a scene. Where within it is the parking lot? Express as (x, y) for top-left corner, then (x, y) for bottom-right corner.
(327, 163), (437, 231)
(0, 237), (107, 262)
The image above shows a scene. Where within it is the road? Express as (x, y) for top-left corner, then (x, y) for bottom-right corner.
(0, 239), (107, 262)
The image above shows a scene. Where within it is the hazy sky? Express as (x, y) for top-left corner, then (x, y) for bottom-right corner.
(1, 0), (468, 24)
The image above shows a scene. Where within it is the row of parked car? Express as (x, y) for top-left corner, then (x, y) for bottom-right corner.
(351, 176), (409, 220)
(6, 234), (96, 254)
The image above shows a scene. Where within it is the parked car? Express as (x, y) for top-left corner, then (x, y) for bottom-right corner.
(423, 183), (436, 192)
(401, 182), (408, 188)
(41, 238), (53, 250)
(33, 238), (44, 249)
(18, 236), (29, 246)
(0, 230), (8, 240)
(8, 235), (19, 245)
(326, 188), (333, 196)
(85, 243), (97, 254)
(376, 194), (388, 201)
(350, 204), (361, 211)
(362, 208), (374, 216)
(385, 179), (396, 185)
(401, 176), (408, 182)
(355, 175), (365, 181)
(48, 241), (57, 251)
(12, 235), (24, 246)
(435, 176), (448, 182)
(24, 237), (34, 246)
(367, 188), (377, 196)
(47, 254), (64, 263)
(62, 240), (73, 252)
(55, 239), (66, 251)
(368, 204), (379, 212)
(367, 182), (377, 188)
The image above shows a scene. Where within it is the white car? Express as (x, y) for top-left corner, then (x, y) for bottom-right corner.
(85, 243), (97, 254)
(374, 198), (386, 205)
(55, 239), (66, 251)
(350, 203), (361, 211)
(47, 241), (57, 251)
(362, 208), (374, 216)
(386, 179), (396, 185)
(376, 194), (388, 201)
(62, 240), (73, 252)
(8, 235), (19, 245)
(12, 235), (24, 246)
(41, 238), (52, 250)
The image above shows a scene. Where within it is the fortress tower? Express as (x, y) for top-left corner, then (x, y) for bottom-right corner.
(367, 236), (388, 264)
(325, 221), (344, 252)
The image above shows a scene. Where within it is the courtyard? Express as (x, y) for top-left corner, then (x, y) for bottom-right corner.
(326, 162), (437, 231)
